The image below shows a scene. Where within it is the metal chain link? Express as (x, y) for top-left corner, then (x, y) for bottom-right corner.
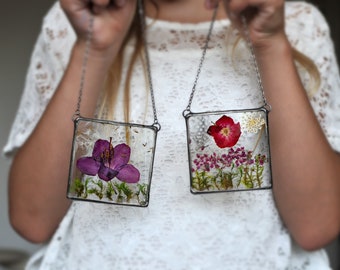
(138, 0), (161, 130)
(74, 3), (270, 124)
(184, 8), (271, 113)
(73, 1), (161, 130)
(184, 5), (219, 113)
(241, 16), (271, 111)
(73, 15), (94, 120)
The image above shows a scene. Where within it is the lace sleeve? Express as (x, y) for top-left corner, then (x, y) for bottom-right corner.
(286, 2), (340, 152)
(3, 2), (75, 157)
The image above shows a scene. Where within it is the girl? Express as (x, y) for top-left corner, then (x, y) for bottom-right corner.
(4, 0), (340, 269)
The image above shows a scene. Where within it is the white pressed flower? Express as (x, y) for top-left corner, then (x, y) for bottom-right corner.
(240, 112), (266, 133)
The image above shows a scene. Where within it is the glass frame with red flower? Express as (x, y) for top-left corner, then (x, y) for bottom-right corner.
(182, 10), (273, 194)
(184, 107), (272, 194)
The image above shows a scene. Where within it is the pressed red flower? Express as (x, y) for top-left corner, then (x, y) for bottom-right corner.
(207, 115), (241, 148)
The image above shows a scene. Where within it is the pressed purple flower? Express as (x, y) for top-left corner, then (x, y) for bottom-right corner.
(76, 138), (140, 183)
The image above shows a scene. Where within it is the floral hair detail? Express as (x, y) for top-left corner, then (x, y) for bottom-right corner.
(76, 138), (140, 183)
(207, 115), (241, 148)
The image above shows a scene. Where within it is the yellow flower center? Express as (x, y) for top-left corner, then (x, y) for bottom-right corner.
(221, 127), (230, 136)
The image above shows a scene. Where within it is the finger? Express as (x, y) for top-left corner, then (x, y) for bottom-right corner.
(227, 0), (259, 16)
(91, 0), (111, 7)
(223, 0), (240, 26)
(204, 0), (220, 10)
(113, 0), (127, 8)
(90, 0), (127, 13)
(227, 0), (283, 19)
(224, 0), (263, 25)
(89, 0), (108, 14)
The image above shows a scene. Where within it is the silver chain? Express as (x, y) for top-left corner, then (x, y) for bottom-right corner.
(184, 5), (219, 113)
(241, 16), (271, 111)
(74, 3), (270, 123)
(184, 9), (271, 113)
(138, 0), (161, 130)
(73, 15), (94, 120)
(73, 1), (161, 130)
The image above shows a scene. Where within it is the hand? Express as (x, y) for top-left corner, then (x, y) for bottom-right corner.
(60, 0), (137, 54)
(205, 0), (286, 49)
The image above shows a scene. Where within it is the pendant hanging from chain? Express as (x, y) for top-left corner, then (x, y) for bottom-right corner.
(183, 8), (273, 193)
(67, 0), (159, 207)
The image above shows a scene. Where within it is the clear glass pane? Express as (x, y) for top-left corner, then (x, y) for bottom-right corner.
(67, 118), (157, 207)
(185, 109), (272, 193)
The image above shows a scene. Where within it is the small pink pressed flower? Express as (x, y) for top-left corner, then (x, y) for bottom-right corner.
(207, 115), (241, 148)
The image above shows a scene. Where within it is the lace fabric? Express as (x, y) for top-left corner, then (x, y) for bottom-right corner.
(3, 1), (340, 269)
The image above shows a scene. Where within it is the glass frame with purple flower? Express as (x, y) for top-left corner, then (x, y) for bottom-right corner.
(184, 107), (272, 194)
(67, 117), (158, 207)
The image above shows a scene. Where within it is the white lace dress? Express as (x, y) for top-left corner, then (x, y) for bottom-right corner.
(4, 1), (340, 269)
